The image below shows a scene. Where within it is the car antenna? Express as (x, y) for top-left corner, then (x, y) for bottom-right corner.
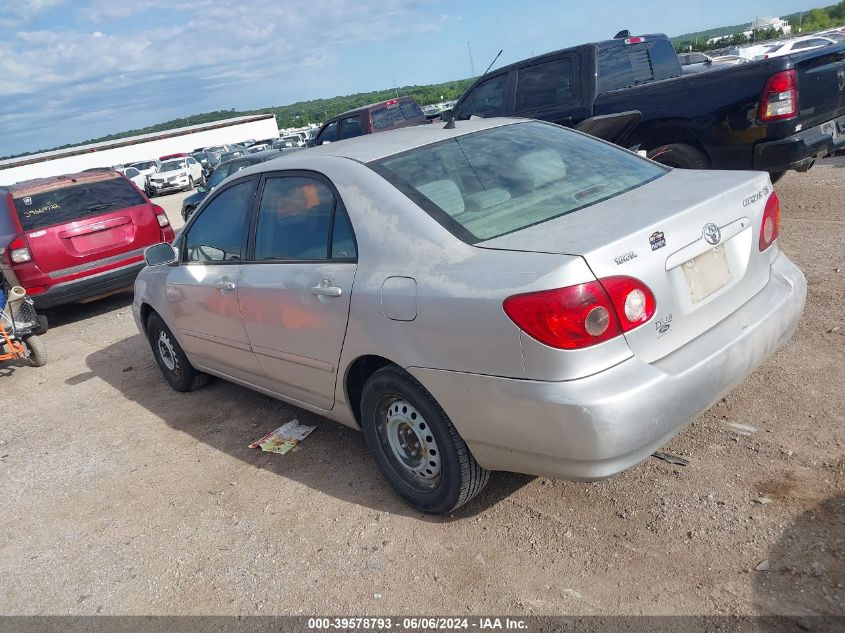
(482, 49), (503, 76)
(444, 48), (503, 130)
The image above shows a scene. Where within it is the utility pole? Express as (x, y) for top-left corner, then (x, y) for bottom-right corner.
(467, 41), (476, 77)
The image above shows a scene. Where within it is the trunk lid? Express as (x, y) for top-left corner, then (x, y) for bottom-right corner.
(794, 43), (845, 128)
(478, 169), (775, 363)
(11, 172), (161, 280)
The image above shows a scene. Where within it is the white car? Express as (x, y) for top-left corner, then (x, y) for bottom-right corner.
(764, 36), (838, 58)
(121, 166), (148, 191)
(147, 157), (204, 196)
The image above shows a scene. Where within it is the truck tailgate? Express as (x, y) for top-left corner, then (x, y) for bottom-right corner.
(795, 44), (845, 128)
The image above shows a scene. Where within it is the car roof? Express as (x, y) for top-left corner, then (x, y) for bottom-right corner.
(4, 170), (122, 196)
(334, 96), (418, 120)
(293, 117), (518, 164)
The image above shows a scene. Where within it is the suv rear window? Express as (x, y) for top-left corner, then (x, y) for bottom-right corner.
(13, 177), (146, 231)
(597, 40), (682, 93)
(371, 100), (424, 130)
(370, 122), (665, 243)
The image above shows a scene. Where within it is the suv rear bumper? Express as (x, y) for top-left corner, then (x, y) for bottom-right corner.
(755, 115), (845, 172)
(31, 261), (145, 309)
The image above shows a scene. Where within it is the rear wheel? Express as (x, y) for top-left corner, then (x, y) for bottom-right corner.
(25, 335), (47, 367)
(360, 366), (489, 514)
(647, 143), (711, 169)
(769, 171), (786, 184)
(146, 313), (209, 392)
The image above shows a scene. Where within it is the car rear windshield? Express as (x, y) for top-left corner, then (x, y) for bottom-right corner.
(371, 100), (425, 130)
(12, 176), (146, 231)
(597, 39), (682, 93)
(369, 122), (665, 243)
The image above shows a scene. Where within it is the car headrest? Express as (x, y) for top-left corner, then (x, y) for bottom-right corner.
(417, 179), (465, 215)
(515, 149), (566, 189)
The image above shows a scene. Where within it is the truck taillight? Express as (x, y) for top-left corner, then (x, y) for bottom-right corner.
(503, 277), (655, 350)
(8, 236), (32, 264)
(624, 37), (645, 44)
(759, 70), (797, 121)
(759, 191), (782, 251)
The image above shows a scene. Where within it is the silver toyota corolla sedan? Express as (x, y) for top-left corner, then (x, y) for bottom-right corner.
(133, 118), (806, 514)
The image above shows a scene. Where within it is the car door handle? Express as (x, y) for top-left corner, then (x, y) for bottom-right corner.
(214, 279), (236, 291)
(311, 280), (342, 297)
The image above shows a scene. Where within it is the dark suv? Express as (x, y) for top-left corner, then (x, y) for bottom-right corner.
(311, 97), (427, 146)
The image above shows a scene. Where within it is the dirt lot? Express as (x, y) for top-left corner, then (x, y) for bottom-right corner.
(1, 172), (843, 617)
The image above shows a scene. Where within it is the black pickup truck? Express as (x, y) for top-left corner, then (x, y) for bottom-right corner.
(451, 34), (845, 180)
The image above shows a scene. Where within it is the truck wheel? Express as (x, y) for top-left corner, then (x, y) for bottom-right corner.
(25, 335), (47, 367)
(146, 313), (209, 392)
(360, 366), (489, 514)
(769, 171), (786, 184)
(647, 143), (711, 169)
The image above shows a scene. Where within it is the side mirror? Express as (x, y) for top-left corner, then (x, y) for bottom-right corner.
(440, 109), (454, 122)
(144, 242), (178, 267)
(196, 185), (206, 194)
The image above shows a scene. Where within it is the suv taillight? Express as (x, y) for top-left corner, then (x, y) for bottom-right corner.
(153, 204), (170, 227)
(8, 236), (32, 264)
(759, 70), (798, 121)
(503, 276), (656, 350)
(759, 191), (782, 251)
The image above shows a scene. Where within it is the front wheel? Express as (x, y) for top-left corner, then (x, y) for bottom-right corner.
(25, 335), (47, 367)
(647, 143), (711, 169)
(186, 176), (194, 191)
(360, 366), (489, 514)
(146, 313), (209, 392)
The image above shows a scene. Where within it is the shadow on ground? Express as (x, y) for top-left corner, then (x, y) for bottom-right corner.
(81, 334), (533, 520)
(752, 491), (844, 631)
(44, 290), (134, 328)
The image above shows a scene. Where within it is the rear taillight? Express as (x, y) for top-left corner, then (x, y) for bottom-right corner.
(8, 236), (32, 264)
(503, 276), (656, 350)
(759, 191), (782, 251)
(153, 204), (170, 227)
(759, 70), (797, 121)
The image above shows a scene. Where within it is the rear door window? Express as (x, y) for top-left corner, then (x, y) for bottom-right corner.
(456, 74), (508, 118)
(254, 177), (334, 261)
(12, 177), (146, 231)
(514, 57), (577, 112)
(185, 179), (256, 262)
(340, 115), (363, 139)
(598, 40), (682, 93)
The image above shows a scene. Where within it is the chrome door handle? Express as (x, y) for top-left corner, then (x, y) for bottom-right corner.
(214, 279), (236, 291)
(311, 280), (342, 297)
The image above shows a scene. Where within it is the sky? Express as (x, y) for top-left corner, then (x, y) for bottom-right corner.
(0, 0), (820, 156)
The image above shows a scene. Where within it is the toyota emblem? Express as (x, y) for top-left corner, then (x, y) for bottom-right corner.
(703, 223), (721, 245)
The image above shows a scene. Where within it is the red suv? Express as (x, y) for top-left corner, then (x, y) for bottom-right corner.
(0, 171), (175, 309)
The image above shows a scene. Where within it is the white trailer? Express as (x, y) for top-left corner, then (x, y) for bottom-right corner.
(0, 114), (279, 186)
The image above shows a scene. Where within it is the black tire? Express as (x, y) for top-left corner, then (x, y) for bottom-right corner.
(360, 366), (489, 514)
(145, 313), (209, 392)
(769, 171), (786, 184)
(647, 143), (711, 169)
(25, 335), (47, 367)
(182, 206), (195, 222)
(186, 176), (194, 191)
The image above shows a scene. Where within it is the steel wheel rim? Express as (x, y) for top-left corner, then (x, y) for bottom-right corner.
(157, 330), (180, 374)
(377, 396), (441, 490)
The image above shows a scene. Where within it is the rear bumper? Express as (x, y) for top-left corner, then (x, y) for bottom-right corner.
(755, 115), (845, 172)
(31, 261), (145, 309)
(409, 253), (806, 481)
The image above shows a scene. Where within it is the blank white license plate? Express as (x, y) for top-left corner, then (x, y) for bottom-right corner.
(682, 244), (732, 303)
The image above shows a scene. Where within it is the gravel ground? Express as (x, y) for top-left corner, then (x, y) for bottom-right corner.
(0, 173), (842, 617)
